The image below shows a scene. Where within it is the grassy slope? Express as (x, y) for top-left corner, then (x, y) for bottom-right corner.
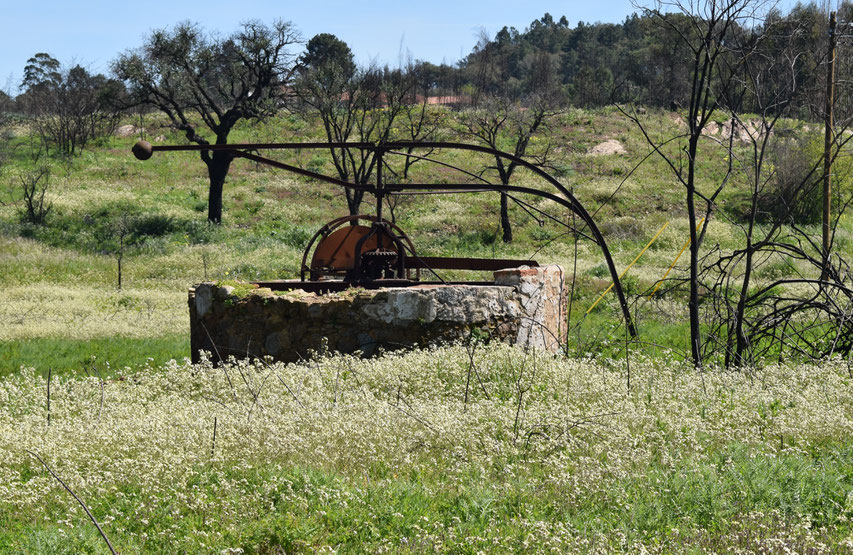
(0, 107), (850, 374)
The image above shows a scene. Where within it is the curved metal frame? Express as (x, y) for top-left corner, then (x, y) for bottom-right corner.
(133, 139), (637, 337)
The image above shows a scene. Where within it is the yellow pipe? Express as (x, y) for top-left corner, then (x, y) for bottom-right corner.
(647, 217), (706, 300)
(586, 221), (669, 314)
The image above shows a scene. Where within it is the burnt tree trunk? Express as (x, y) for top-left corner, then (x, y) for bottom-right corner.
(687, 135), (702, 368)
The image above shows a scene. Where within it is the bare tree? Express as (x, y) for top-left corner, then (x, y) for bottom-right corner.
(624, 0), (765, 366)
(0, 89), (13, 136)
(294, 34), (416, 216)
(701, 9), (853, 366)
(0, 89), (16, 172)
(1, 166), (52, 224)
(18, 53), (122, 156)
(392, 56), (446, 182)
(376, 56), (448, 222)
(627, 0), (853, 366)
(378, 97), (445, 223)
(459, 94), (559, 243)
(113, 20), (300, 223)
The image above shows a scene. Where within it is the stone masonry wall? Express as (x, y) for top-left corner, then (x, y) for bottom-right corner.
(189, 265), (566, 364)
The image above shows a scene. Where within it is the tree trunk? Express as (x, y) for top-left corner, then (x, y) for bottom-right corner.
(733, 246), (754, 366)
(732, 171), (761, 368)
(346, 189), (364, 218)
(688, 191), (701, 367)
(687, 137), (702, 368)
(500, 192), (513, 243)
(205, 150), (233, 224)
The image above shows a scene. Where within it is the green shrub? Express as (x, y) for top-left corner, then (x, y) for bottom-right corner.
(181, 219), (224, 245)
(306, 155), (326, 173)
(457, 228), (497, 247)
(130, 213), (175, 237)
(588, 262), (609, 277)
(277, 225), (313, 249)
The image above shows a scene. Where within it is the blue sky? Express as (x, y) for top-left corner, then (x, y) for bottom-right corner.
(2, 0), (805, 93)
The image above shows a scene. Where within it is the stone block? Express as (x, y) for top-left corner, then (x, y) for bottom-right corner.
(189, 265), (567, 364)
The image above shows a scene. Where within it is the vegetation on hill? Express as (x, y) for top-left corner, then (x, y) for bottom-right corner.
(456, 3), (852, 113)
(2, 0), (851, 370)
(0, 104), (850, 373)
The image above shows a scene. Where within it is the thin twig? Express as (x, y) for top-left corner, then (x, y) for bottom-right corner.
(200, 322), (239, 403)
(625, 324), (631, 392)
(211, 417), (217, 457)
(465, 333), (491, 401)
(271, 368), (305, 409)
(46, 367), (52, 426)
(26, 450), (118, 555)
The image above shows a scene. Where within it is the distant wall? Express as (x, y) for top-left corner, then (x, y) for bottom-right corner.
(189, 265), (566, 363)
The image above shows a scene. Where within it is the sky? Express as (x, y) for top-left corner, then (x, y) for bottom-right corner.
(2, 0), (806, 93)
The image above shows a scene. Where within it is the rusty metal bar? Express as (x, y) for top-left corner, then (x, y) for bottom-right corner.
(406, 257), (538, 271)
(387, 189), (494, 195)
(233, 150), (373, 192)
(142, 141), (381, 152)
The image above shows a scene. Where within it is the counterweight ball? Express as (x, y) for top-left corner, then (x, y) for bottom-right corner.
(132, 140), (153, 160)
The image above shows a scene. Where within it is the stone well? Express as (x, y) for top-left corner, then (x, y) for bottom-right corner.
(189, 265), (567, 364)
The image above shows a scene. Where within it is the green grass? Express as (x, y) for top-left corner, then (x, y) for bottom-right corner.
(236, 445), (851, 551)
(11, 445), (844, 552)
(1, 346), (852, 552)
(0, 335), (188, 376)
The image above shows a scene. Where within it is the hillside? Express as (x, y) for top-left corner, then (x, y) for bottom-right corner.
(1, 107), (849, 373)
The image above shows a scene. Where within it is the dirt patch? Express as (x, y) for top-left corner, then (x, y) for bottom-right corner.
(587, 140), (627, 156)
(115, 124), (144, 138)
(669, 113), (687, 129)
(702, 119), (758, 143)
